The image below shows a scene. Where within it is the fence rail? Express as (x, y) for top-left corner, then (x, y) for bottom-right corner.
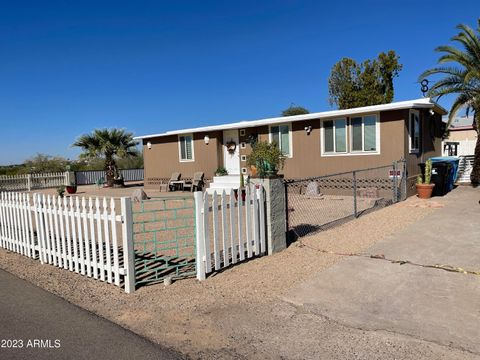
(0, 172), (69, 191)
(75, 169), (144, 185)
(195, 185), (266, 280)
(0, 192), (135, 293)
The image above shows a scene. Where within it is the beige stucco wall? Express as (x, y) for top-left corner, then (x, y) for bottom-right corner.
(447, 129), (477, 141)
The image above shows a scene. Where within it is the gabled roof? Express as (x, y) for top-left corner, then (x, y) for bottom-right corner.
(135, 98), (447, 140)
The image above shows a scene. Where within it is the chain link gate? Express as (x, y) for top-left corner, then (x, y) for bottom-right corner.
(131, 196), (196, 287)
(285, 160), (407, 239)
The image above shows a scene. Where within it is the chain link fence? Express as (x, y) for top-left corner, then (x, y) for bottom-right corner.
(285, 160), (407, 239)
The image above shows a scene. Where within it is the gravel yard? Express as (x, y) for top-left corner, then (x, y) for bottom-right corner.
(1, 188), (474, 359)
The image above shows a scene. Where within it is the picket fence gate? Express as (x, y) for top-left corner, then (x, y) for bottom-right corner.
(194, 185), (266, 280)
(0, 192), (135, 293)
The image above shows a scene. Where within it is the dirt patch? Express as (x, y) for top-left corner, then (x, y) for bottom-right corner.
(1, 197), (473, 359)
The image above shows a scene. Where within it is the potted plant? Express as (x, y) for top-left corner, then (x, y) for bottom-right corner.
(416, 159), (435, 199)
(66, 181), (77, 194)
(246, 140), (285, 177)
(56, 185), (66, 198)
(215, 166), (228, 176)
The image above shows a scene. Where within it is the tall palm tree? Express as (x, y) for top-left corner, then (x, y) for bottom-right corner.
(419, 19), (480, 184)
(73, 129), (138, 187)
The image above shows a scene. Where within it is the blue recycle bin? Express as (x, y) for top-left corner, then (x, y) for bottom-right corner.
(430, 157), (460, 192)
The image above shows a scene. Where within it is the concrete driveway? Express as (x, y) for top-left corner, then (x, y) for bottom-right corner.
(284, 186), (480, 355)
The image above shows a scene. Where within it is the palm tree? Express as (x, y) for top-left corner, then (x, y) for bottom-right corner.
(73, 129), (138, 187)
(419, 20), (480, 185)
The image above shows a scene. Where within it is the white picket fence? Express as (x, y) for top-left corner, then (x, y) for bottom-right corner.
(194, 185), (266, 280)
(0, 192), (135, 293)
(0, 172), (70, 191)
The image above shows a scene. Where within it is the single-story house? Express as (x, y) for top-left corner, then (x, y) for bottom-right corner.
(135, 98), (447, 196)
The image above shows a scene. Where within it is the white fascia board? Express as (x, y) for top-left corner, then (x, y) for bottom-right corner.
(134, 98), (446, 140)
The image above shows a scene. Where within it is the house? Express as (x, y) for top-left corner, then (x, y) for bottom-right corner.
(135, 98), (447, 196)
(442, 115), (477, 156)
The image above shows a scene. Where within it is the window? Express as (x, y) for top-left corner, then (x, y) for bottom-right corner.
(323, 119), (347, 153)
(270, 124), (291, 156)
(409, 110), (420, 153)
(351, 115), (377, 152)
(178, 134), (194, 161)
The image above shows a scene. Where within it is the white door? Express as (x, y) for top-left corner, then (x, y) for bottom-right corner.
(223, 129), (240, 175)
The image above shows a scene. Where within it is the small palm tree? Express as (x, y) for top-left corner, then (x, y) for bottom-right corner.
(419, 19), (480, 184)
(73, 129), (138, 187)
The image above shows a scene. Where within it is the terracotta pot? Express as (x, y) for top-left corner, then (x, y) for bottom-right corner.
(416, 183), (435, 199)
(66, 185), (77, 194)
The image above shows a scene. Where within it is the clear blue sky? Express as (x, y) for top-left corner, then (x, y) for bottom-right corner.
(0, 0), (478, 165)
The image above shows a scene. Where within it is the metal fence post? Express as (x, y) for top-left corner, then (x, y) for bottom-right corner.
(353, 171), (357, 218)
(392, 161), (398, 203)
(120, 197), (135, 293)
(194, 191), (206, 281)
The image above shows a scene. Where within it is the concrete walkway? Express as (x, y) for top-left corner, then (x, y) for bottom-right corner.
(285, 186), (480, 355)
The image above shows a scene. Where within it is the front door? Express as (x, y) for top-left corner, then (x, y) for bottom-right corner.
(223, 129), (240, 175)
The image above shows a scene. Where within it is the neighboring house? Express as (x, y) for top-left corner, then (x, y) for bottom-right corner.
(136, 98), (446, 196)
(442, 115), (477, 156)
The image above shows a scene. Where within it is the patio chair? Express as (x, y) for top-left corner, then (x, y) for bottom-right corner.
(183, 172), (205, 192)
(167, 172), (182, 191)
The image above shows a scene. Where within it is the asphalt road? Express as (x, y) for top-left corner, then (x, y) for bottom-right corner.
(0, 269), (185, 360)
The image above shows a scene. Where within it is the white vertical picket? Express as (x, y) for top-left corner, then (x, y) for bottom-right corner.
(8, 193), (15, 252)
(45, 195), (54, 264)
(75, 197), (85, 275)
(11, 193), (19, 254)
(63, 196), (73, 271)
(245, 187), (252, 258)
(202, 192), (212, 273)
(26, 194), (36, 258)
(19, 194), (30, 257)
(52, 196), (62, 267)
(89, 197), (98, 279)
(95, 197), (105, 281)
(259, 186), (266, 254)
(110, 198), (120, 286)
(69, 197), (79, 272)
(58, 196), (67, 268)
(103, 197), (112, 283)
(253, 186), (260, 255)
(120, 197), (135, 293)
(15, 193), (25, 255)
(212, 191), (220, 270)
(237, 193), (245, 261)
(33, 194), (43, 263)
(229, 189), (237, 264)
(221, 191), (229, 267)
(194, 192), (206, 281)
(39, 195), (49, 263)
(0, 193), (6, 249)
(12, 193), (22, 255)
(82, 197), (91, 277)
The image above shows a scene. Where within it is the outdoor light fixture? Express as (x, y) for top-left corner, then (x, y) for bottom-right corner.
(204, 135), (210, 145)
(147, 141), (152, 149)
(429, 109), (435, 116)
(304, 125), (312, 135)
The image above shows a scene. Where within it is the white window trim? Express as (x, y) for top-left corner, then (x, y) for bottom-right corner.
(269, 123), (293, 158)
(349, 114), (380, 154)
(320, 118), (348, 156)
(178, 134), (195, 162)
(409, 110), (420, 154)
(320, 114), (380, 157)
